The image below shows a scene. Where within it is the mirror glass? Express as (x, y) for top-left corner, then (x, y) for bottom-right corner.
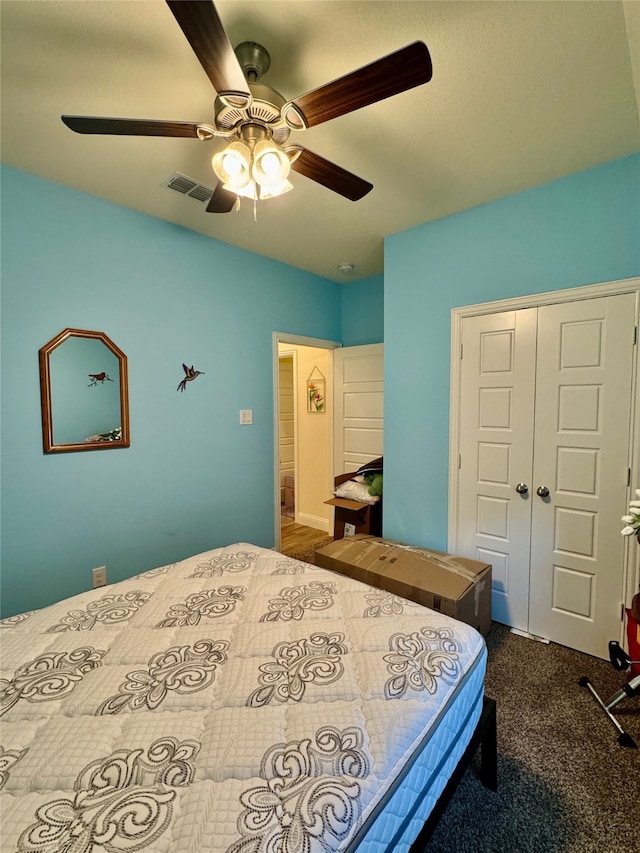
(39, 328), (130, 453)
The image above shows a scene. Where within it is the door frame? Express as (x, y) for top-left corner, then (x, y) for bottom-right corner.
(278, 348), (297, 517)
(272, 332), (340, 551)
(448, 276), (640, 611)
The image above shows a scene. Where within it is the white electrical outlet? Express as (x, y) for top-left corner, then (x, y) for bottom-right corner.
(92, 566), (107, 588)
(239, 409), (253, 424)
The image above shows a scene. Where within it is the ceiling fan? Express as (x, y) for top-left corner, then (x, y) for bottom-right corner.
(62, 0), (433, 212)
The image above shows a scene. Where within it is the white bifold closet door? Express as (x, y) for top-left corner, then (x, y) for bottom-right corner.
(457, 293), (635, 658)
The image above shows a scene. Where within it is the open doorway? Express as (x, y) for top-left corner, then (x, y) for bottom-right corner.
(273, 332), (339, 553)
(278, 352), (295, 522)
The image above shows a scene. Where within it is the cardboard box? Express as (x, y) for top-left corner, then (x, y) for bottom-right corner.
(324, 497), (382, 539)
(284, 475), (294, 510)
(326, 469), (383, 540)
(315, 535), (492, 636)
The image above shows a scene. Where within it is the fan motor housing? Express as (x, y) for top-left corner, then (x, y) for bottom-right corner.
(214, 82), (290, 144)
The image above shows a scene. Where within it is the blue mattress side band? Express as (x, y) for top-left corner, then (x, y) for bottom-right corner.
(345, 641), (487, 852)
(382, 681), (485, 852)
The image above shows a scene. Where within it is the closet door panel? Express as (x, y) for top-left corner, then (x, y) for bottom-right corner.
(457, 308), (537, 630)
(528, 293), (636, 658)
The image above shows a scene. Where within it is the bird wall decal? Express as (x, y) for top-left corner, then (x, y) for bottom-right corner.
(177, 363), (205, 392)
(88, 372), (113, 387)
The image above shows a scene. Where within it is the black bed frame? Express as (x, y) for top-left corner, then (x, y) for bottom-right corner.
(408, 696), (498, 851)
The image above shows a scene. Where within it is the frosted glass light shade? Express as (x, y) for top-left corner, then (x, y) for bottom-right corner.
(231, 179), (293, 201)
(233, 180), (259, 200)
(259, 179), (293, 199)
(212, 141), (251, 190)
(252, 139), (290, 187)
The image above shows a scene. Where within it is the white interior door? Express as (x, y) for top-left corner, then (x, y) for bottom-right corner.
(528, 294), (636, 657)
(456, 293), (636, 658)
(457, 309), (537, 630)
(333, 344), (384, 474)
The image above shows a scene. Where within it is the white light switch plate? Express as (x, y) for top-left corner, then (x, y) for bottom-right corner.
(239, 409), (253, 424)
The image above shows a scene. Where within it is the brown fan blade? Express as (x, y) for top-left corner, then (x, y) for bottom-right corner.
(166, 0), (251, 108)
(284, 41), (432, 129)
(289, 147), (373, 201)
(206, 182), (236, 213)
(62, 116), (201, 137)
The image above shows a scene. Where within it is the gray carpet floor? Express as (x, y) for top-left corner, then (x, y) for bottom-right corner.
(426, 623), (639, 853)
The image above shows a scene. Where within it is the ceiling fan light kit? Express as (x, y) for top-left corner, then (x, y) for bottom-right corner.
(61, 1), (433, 214)
(211, 125), (294, 211)
(212, 122), (292, 203)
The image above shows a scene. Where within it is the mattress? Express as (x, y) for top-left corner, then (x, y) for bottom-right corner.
(0, 542), (486, 852)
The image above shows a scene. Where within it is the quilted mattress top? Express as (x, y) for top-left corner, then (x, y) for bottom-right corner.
(0, 543), (485, 852)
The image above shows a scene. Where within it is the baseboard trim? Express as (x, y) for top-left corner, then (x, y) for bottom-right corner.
(295, 512), (330, 533)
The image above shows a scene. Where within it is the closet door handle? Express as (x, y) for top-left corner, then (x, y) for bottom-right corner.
(515, 483), (528, 494)
(536, 485), (550, 498)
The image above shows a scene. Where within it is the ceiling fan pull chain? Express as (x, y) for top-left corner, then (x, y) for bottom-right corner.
(253, 197), (258, 223)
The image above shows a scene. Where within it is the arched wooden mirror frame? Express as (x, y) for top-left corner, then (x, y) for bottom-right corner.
(39, 328), (130, 453)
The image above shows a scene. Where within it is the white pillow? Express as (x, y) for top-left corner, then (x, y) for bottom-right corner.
(334, 479), (372, 502)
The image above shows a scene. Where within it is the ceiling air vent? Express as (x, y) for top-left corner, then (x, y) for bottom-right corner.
(162, 172), (213, 204)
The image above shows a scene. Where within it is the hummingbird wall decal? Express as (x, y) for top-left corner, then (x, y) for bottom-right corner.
(88, 372), (113, 387)
(177, 363), (205, 392)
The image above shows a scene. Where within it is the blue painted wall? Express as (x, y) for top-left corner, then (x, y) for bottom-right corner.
(5, 155), (637, 616)
(341, 274), (384, 345)
(383, 154), (640, 550)
(0, 166), (342, 617)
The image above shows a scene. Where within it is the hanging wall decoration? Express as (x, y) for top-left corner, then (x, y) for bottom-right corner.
(177, 363), (205, 392)
(88, 372), (114, 387)
(306, 366), (326, 413)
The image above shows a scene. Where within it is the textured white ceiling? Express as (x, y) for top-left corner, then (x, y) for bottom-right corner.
(2, 1), (639, 282)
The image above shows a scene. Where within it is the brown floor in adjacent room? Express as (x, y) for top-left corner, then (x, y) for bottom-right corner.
(280, 514), (332, 561)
